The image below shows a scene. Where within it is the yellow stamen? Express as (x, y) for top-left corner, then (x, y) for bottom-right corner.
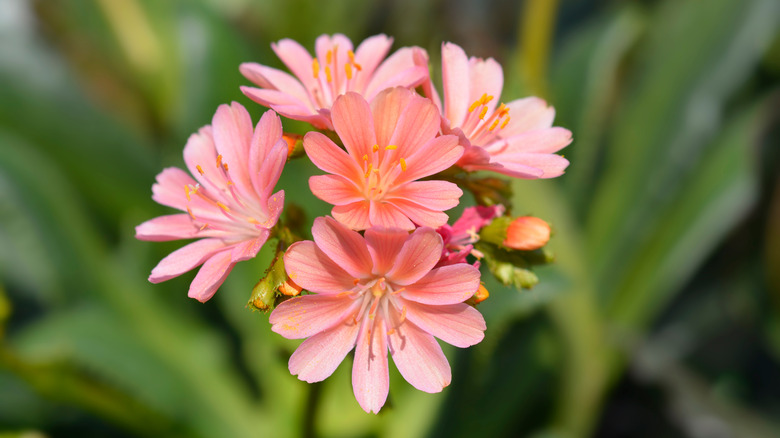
(372, 144), (379, 152)
(482, 94), (494, 104)
(488, 119), (500, 131)
(247, 218), (260, 224)
(500, 116), (511, 129)
(497, 103), (508, 116)
(185, 185), (191, 201)
(353, 278), (360, 285)
(222, 163), (229, 172)
(468, 99), (481, 113)
(400, 306), (407, 323)
(348, 50), (355, 63)
(384, 145), (397, 150)
(196, 165), (204, 175)
(199, 223), (209, 231)
(216, 202), (230, 212)
(187, 206), (196, 220)
(345, 62), (353, 80)
(312, 59), (320, 78)
(387, 328), (396, 335)
(365, 163), (373, 178)
(216, 154), (222, 168)
(479, 106), (488, 119)
(362, 154), (368, 161)
(399, 158), (407, 171)
(325, 66), (332, 83)
(326, 49), (332, 65)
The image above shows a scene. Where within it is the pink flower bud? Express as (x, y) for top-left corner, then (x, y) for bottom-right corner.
(504, 216), (550, 251)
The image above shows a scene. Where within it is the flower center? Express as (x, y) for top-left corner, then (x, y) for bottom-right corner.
(360, 144), (408, 201)
(460, 93), (511, 145)
(309, 45), (363, 108)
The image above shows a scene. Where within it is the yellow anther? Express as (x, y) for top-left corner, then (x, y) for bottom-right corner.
(216, 202), (230, 212)
(479, 106), (488, 119)
(500, 116), (511, 129)
(365, 163), (373, 177)
(497, 103), (508, 116)
(399, 158), (407, 171)
(345, 62), (353, 80)
(384, 145), (397, 150)
(199, 223), (209, 231)
(400, 306), (407, 323)
(362, 154), (369, 161)
(196, 165), (204, 175)
(216, 154), (223, 168)
(482, 94), (494, 104)
(187, 206), (196, 220)
(325, 66), (332, 83)
(223, 163), (229, 172)
(312, 58), (320, 78)
(387, 328), (396, 336)
(247, 218), (260, 224)
(488, 119), (500, 131)
(372, 144), (379, 152)
(348, 50), (356, 63)
(185, 185), (191, 201)
(468, 99), (481, 113)
(326, 49), (333, 65)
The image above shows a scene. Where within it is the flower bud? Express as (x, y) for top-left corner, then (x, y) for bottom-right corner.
(503, 216), (550, 251)
(474, 283), (489, 304)
(279, 278), (302, 296)
(282, 133), (304, 159)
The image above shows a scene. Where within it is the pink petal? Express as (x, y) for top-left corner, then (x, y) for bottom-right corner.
(468, 57), (503, 116)
(249, 109), (284, 196)
(401, 264), (480, 305)
(352, 34), (393, 91)
(500, 127), (573, 154)
(387, 92), (441, 162)
(386, 227), (442, 285)
(241, 87), (329, 129)
(303, 132), (363, 181)
(284, 241), (356, 294)
(364, 228), (410, 276)
(387, 199), (450, 229)
(461, 160), (544, 179)
(188, 249), (234, 302)
(414, 47), (443, 113)
(387, 321), (450, 393)
(229, 233), (269, 263)
(289, 320), (360, 383)
(309, 174), (363, 206)
(332, 202), (372, 231)
(151, 167), (197, 211)
(369, 201), (415, 230)
(387, 180), (463, 211)
(183, 126), (228, 199)
(252, 140), (288, 206)
(393, 135), (463, 185)
(331, 92), (377, 159)
(441, 42), (471, 127)
(135, 214), (199, 242)
(212, 103), (254, 197)
(370, 87), (413, 148)
(271, 38), (317, 96)
(270, 294), (358, 339)
(501, 97), (556, 136)
(364, 47), (428, 100)
(353, 318), (389, 414)
(149, 238), (227, 283)
(311, 217), (372, 279)
(493, 152), (570, 179)
(402, 301), (485, 348)
(239, 63), (313, 110)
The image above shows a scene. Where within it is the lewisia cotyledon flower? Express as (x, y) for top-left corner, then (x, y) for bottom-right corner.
(136, 104), (287, 302)
(270, 217), (485, 413)
(437, 204), (504, 266)
(305, 87), (464, 231)
(421, 42), (572, 179)
(240, 34), (429, 130)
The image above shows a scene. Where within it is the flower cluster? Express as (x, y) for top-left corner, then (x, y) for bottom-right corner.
(136, 34), (571, 413)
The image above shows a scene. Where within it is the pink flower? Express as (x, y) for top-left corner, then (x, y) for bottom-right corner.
(135, 104), (287, 302)
(420, 42), (572, 179)
(305, 87), (464, 231)
(437, 205), (504, 266)
(270, 217), (485, 413)
(240, 34), (429, 130)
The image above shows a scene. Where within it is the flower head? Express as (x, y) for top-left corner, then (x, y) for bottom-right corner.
(240, 34), (429, 130)
(305, 87), (464, 231)
(421, 42), (572, 179)
(270, 217), (485, 413)
(135, 104), (287, 302)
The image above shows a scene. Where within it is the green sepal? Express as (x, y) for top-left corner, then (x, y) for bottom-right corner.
(247, 252), (287, 311)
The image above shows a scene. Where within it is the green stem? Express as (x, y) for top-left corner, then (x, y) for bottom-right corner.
(518, 0), (561, 97)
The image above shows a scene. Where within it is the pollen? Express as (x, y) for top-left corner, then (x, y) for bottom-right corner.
(185, 185), (191, 201)
(326, 49), (333, 65)
(372, 144), (379, 152)
(500, 116), (511, 129)
(312, 59), (320, 79)
(196, 165), (204, 175)
(216, 202), (230, 212)
(362, 154), (369, 161)
(384, 145), (397, 150)
(399, 158), (407, 171)
(488, 118), (500, 131)
(216, 155), (223, 168)
(345, 62), (353, 80)
(479, 106), (488, 119)
(325, 66), (332, 83)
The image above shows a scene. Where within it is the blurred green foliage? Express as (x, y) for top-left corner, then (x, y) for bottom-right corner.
(1, 0), (779, 437)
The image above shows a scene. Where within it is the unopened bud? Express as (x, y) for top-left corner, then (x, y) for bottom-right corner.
(279, 278), (302, 296)
(282, 133), (304, 159)
(474, 283), (489, 304)
(504, 216), (550, 251)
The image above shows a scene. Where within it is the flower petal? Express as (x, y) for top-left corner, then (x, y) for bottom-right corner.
(312, 217), (372, 279)
(468, 57), (503, 116)
(331, 92), (377, 160)
(229, 232), (269, 263)
(271, 294), (358, 339)
(309, 174), (363, 206)
(441, 42), (471, 127)
(284, 241), (355, 294)
(135, 214), (200, 242)
(401, 264), (480, 305)
(501, 97), (556, 136)
(369, 201), (415, 230)
(364, 227), (410, 276)
(387, 199), (450, 229)
(188, 249), (234, 302)
(393, 135), (463, 185)
(402, 301), (485, 348)
(387, 180), (463, 211)
(492, 152), (570, 179)
(289, 320), (360, 383)
(151, 167), (197, 211)
(364, 47), (428, 100)
(332, 202), (372, 231)
(303, 132), (363, 181)
(500, 127), (573, 155)
(370, 87), (413, 148)
(239, 63), (313, 110)
(271, 38), (317, 95)
(212, 102), (254, 197)
(149, 238), (227, 283)
(386, 227), (442, 285)
(353, 317), (389, 414)
(387, 92), (441, 162)
(388, 321), (450, 393)
(352, 34), (393, 91)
